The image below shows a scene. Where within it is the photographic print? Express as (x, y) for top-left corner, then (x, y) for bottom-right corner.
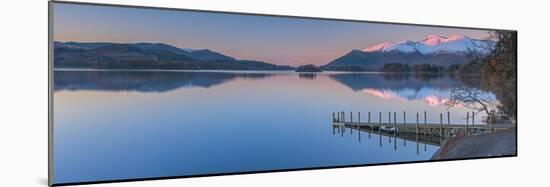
(50, 1), (517, 185)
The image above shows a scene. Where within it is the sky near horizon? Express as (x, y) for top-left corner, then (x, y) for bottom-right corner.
(53, 3), (492, 66)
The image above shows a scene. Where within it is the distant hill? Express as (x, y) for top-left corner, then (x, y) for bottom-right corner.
(54, 41), (293, 71)
(322, 34), (495, 71)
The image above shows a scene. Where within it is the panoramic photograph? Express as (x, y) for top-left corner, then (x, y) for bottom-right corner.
(51, 2), (517, 185)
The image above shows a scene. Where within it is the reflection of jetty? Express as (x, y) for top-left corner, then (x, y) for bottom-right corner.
(331, 111), (515, 146)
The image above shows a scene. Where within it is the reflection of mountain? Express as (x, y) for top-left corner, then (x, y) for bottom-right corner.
(329, 73), (460, 91)
(54, 71), (277, 92)
(328, 73), (493, 106)
(362, 87), (452, 106)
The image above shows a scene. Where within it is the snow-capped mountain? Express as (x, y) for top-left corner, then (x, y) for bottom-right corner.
(322, 34), (495, 71)
(363, 34), (493, 55)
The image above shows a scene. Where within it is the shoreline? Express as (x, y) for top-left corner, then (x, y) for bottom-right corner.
(431, 128), (517, 160)
(53, 68), (391, 74)
(53, 68), (471, 75)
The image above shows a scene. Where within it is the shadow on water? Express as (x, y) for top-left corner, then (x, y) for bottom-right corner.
(54, 70), (279, 92)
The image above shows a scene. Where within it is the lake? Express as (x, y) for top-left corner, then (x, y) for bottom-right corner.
(52, 70), (493, 184)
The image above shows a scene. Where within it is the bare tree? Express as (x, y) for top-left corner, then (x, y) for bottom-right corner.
(446, 87), (496, 115)
(454, 30), (517, 123)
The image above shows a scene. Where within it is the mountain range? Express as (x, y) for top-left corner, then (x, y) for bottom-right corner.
(54, 42), (293, 70)
(322, 34), (495, 71)
(55, 34), (494, 72)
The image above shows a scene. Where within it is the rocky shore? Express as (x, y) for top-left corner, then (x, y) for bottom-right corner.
(431, 129), (517, 160)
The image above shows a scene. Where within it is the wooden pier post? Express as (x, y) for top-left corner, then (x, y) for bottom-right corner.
(337, 112), (340, 122)
(341, 111), (345, 135)
(350, 111), (353, 134)
(447, 111), (450, 137)
(358, 112), (361, 141)
(388, 112), (395, 143)
(403, 111), (406, 146)
(332, 112), (335, 122)
(424, 111), (427, 125)
(424, 111), (427, 136)
(358, 112), (361, 129)
(388, 111), (391, 126)
(403, 111), (406, 124)
(379, 112), (382, 134)
(394, 112), (400, 146)
(440, 113), (444, 140)
(394, 112), (397, 136)
(343, 111), (346, 122)
(343, 111), (345, 122)
(416, 112), (419, 140)
(472, 111), (475, 126)
(416, 112), (419, 155)
(368, 111), (371, 138)
(447, 111), (450, 126)
(489, 111), (493, 134)
(466, 112), (470, 136)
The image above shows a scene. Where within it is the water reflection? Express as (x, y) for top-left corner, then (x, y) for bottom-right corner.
(55, 71), (472, 95)
(54, 70), (279, 92)
(298, 73), (317, 80)
(53, 70), (499, 131)
(328, 73), (494, 106)
(333, 125), (435, 155)
(328, 73), (460, 91)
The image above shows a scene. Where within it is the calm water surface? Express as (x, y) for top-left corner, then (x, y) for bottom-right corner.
(53, 70), (493, 183)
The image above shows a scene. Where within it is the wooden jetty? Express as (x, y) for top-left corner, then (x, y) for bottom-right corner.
(331, 111), (515, 146)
